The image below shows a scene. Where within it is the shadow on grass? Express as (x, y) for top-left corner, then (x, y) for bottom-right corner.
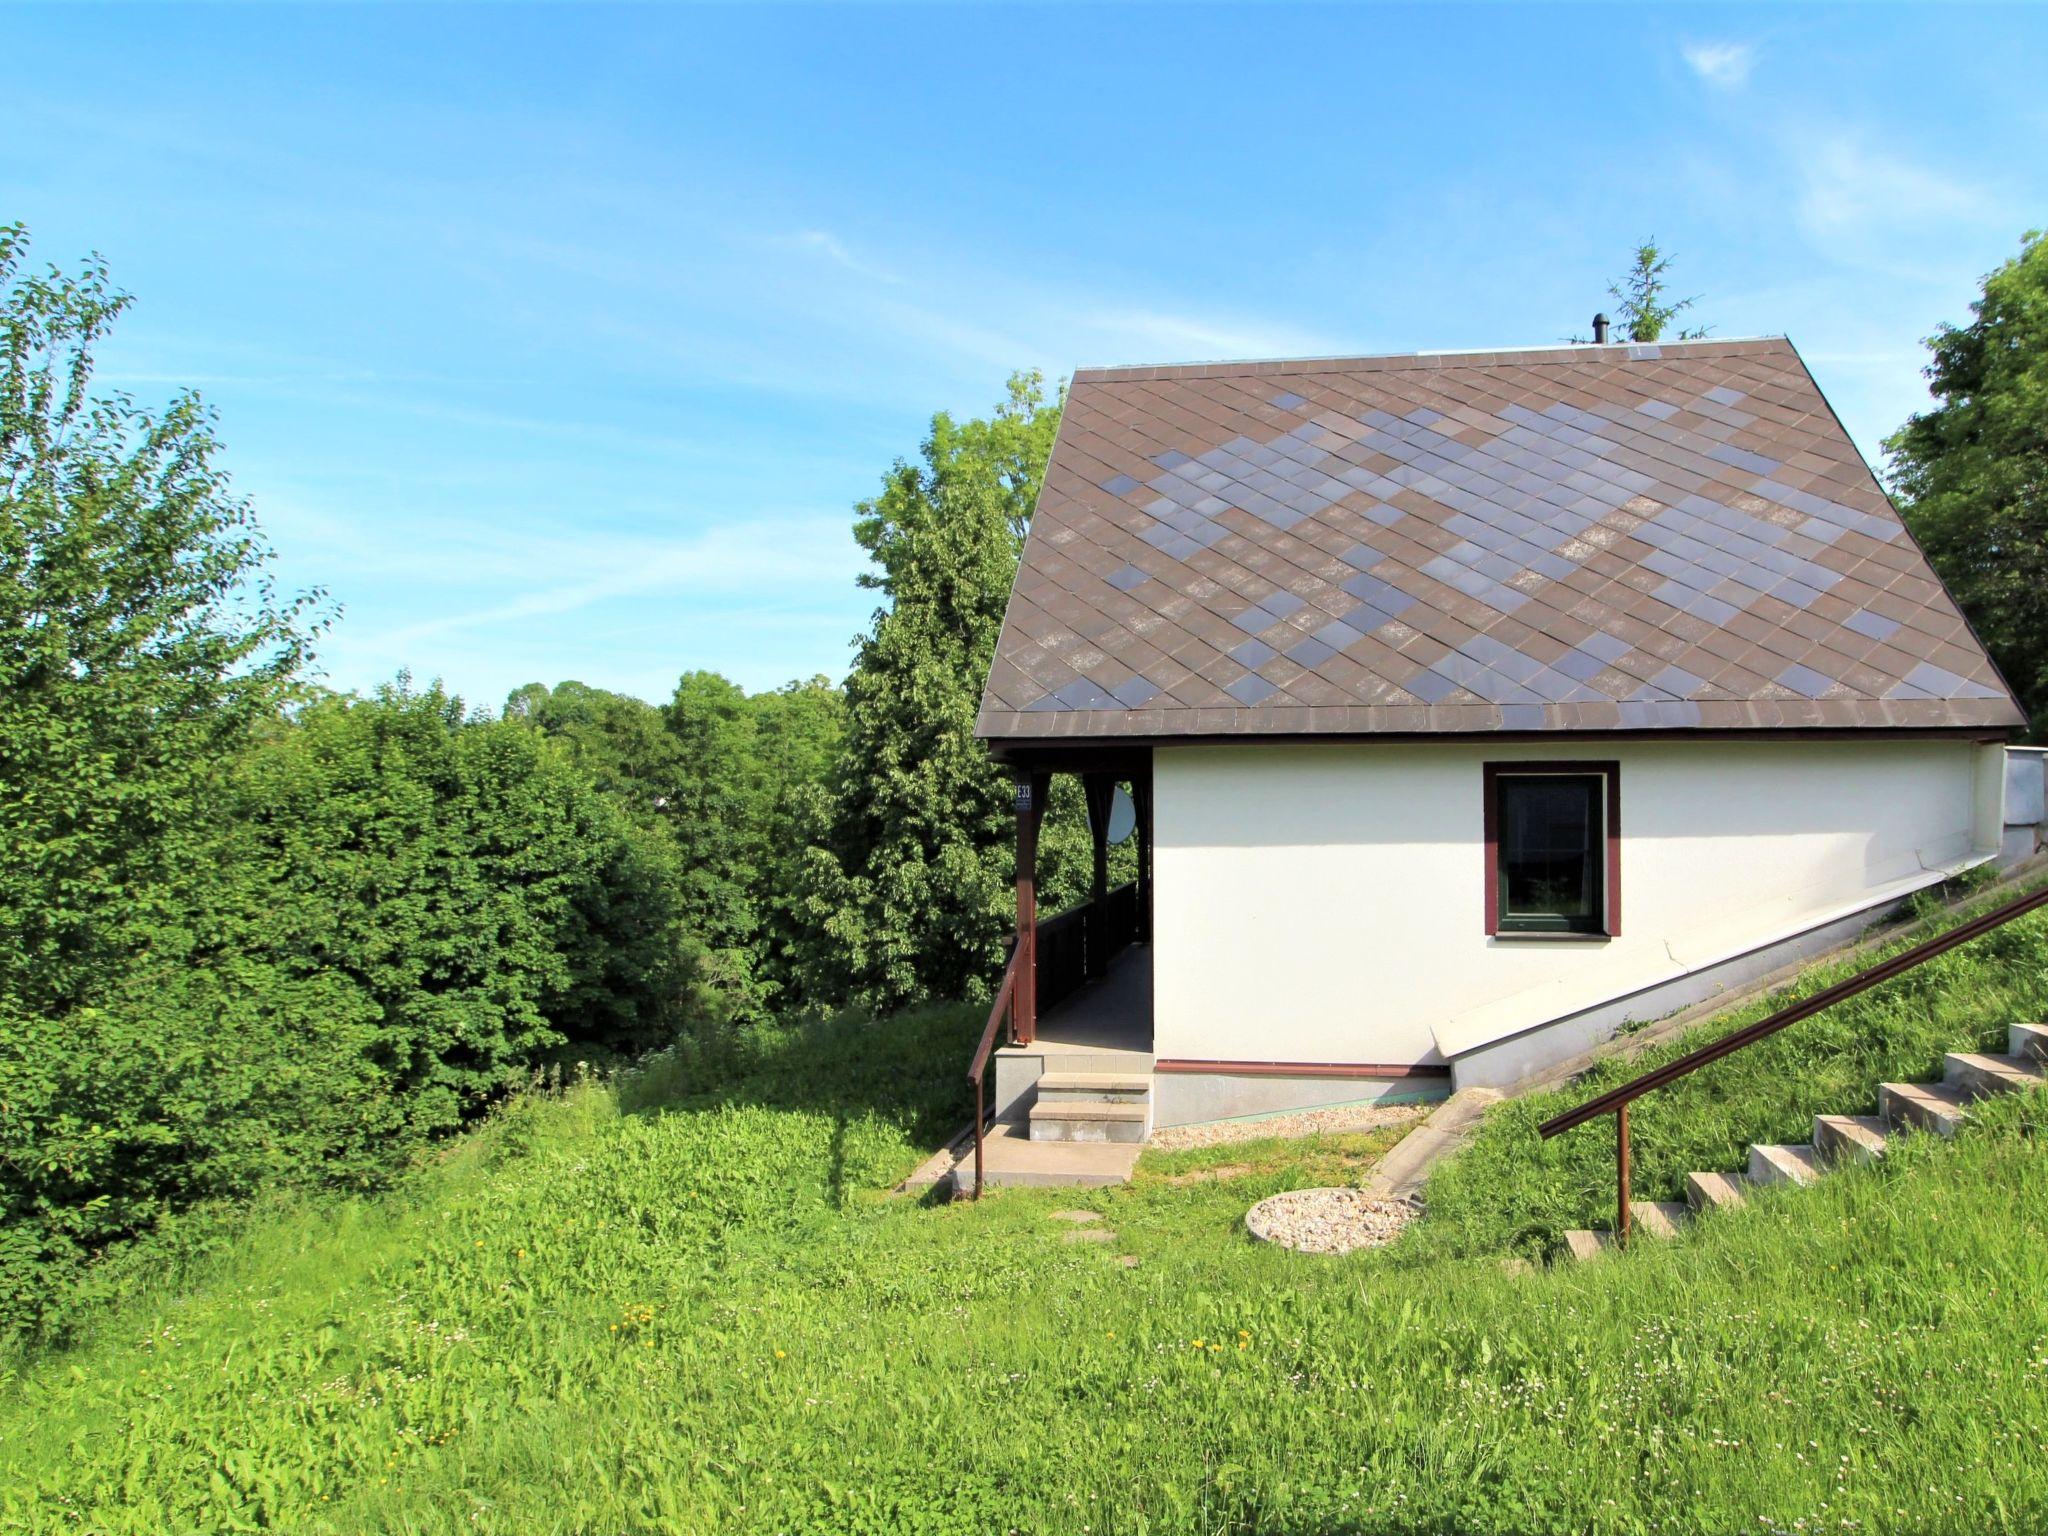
(614, 1000), (983, 1204)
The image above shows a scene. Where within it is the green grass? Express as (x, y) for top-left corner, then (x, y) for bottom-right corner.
(5, 889), (2048, 1534)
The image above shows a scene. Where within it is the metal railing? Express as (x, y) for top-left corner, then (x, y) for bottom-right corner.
(961, 882), (1143, 1199)
(1538, 878), (2048, 1247)
(966, 941), (1023, 1201)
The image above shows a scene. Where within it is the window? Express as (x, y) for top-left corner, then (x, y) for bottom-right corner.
(1484, 763), (1620, 938)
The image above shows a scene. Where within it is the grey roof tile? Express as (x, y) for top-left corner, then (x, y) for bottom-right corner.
(979, 338), (2023, 740)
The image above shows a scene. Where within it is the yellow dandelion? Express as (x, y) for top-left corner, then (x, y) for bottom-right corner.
(775, 1349), (787, 1359)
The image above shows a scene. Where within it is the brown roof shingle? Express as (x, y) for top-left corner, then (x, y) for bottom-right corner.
(976, 337), (2023, 741)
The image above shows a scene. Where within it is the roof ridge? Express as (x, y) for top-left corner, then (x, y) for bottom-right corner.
(1072, 336), (1790, 384)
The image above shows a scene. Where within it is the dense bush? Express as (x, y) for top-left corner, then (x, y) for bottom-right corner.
(0, 681), (697, 1336)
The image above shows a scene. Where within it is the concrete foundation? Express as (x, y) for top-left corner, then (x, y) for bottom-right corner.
(1152, 1071), (1445, 1129)
(1447, 895), (1908, 1090)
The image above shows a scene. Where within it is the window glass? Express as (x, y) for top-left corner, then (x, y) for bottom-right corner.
(1498, 774), (1603, 933)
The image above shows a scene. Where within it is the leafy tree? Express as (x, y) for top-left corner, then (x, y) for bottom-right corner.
(1592, 240), (1709, 343)
(503, 679), (685, 828)
(2, 679), (698, 1336)
(795, 372), (1105, 1012)
(0, 224), (318, 1019)
(507, 672), (846, 1017)
(0, 228), (700, 1335)
(746, 676), (845, 1004)
(1887, 229), (2048, 736)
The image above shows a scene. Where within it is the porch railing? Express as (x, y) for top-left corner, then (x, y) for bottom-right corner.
(966, 939), (1023, 1201)
(1038, 881), (1141, 1015)
(1537, 878), (2048, 1247)
(1037, 904), (1089, 1017)
(962, 881), (1143, 1199)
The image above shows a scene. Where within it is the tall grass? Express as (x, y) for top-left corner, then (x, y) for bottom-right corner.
(3, 983), (2047, 1532)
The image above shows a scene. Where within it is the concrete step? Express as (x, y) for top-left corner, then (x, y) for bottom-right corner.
(1014, 1048), (1155, 1078)
(1814, 1114), (1890, 1166)
(1748, 1142), (1823, 1187)
(1562, 1229), (1612, 1263)
(1028, 1101), (1148, 1144)
(1628, 1200), (1689, 1240)
(2010, 1022), (2048, 1065)
(948, 1119), (1141, 1194)
(1686, 1170), (1748, 1213)
(1944, 1051), (2048, 1100)
(1034, 1072), (1151, 1105)
(1879, 1080), (1971, 1137)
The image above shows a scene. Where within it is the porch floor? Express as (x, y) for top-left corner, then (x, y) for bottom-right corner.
(1023, 942), (1153, 1067)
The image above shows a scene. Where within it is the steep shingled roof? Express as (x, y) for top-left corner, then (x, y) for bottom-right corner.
(976, 337), (2023, 742)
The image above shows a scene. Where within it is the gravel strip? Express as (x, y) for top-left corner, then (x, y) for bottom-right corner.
(1244, 1188), (1419, 1255)
(1148, 1100), (1428, 1152)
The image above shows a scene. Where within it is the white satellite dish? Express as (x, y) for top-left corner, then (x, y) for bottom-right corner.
(1106, 785), (1137, 845)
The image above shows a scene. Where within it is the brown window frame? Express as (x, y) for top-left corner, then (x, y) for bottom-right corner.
(1482, 761), (1622, 939)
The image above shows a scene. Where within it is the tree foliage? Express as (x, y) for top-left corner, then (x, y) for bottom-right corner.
(0, 232), (690, 1338)
(1886, 229), (2048, 736)
(1596, 240), (1708, 343)
(505, 673), (844, 1014)
(0, 223), (317, 1021)
(793, 373), (1104, 1012)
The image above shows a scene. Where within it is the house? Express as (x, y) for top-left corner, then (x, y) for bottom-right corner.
(969, 335), (2031, 1168)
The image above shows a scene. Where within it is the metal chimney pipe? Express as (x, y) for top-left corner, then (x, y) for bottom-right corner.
(1592, 312), (1610, 344)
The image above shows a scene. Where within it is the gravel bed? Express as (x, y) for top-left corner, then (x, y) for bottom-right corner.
(1148, 1100), (1428, 1152)
(1244, 1187), (1419, 1255)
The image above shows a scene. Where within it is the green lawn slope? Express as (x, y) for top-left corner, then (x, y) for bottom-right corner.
(5, 895), (2048, 1534)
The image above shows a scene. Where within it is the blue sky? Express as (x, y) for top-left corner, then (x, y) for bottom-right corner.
(5, 4), (2045, 709)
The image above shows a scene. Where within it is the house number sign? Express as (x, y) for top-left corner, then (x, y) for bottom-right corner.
(1013, 779), (1034, 813)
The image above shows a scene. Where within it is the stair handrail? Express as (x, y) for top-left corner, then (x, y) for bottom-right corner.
(1537, 878), (2048, 1247)
(966, 938), (1024, 1201)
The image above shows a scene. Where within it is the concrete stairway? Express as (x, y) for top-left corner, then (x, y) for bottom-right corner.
(946, 1070), (1155, 1197)
(1027, 1072), (1153, 1144)
(1561, 1022), (2048, 1261)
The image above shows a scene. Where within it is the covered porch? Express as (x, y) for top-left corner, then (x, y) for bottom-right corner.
(1028, 937), (1153, 1063)
(959, 749), (1155, 1193)
(1002, 748), (1156, 1056)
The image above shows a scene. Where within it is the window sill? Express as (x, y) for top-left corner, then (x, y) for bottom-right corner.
(1487, 931), (1613, 944)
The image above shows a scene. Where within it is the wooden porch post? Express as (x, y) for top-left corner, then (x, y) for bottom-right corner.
(1132, 771), (1153, 945)
(1083, 773), (1114, 980)
(1013, 772), (1048, 1044)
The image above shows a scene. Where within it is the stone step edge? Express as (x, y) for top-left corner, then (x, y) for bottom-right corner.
(1036, 1072), (1151, 1093)
(1748, 1142), (1823, 1186)
(1027, 1102), (1147, 1123)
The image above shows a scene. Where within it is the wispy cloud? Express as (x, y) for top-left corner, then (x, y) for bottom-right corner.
(1682, 40), (1755, 90)
(771, 228), (901, 284)
(1078, 308), (1339, 366)
(1794, 133), (1990, 242)
(359, 514), (858, 649)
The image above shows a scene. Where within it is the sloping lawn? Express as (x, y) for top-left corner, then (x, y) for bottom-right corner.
(5, 902), (2048, 1533)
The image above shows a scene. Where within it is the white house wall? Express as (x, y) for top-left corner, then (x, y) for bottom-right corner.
(1151, 739), (2001, 1070)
